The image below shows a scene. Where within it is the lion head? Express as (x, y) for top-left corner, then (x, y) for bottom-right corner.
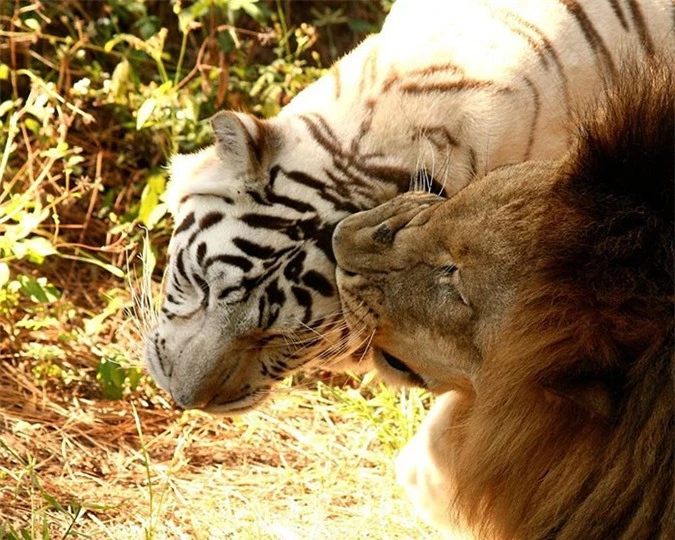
(332, 56), (674, 538)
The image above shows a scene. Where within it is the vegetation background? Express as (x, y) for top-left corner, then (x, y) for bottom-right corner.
(0, 1), (436, 538)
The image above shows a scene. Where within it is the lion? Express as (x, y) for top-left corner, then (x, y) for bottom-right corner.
(331, 55), (674, 539)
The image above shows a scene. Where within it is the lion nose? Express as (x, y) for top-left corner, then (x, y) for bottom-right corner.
(332, 213), (382, 273)
(333, 193), (444, 273)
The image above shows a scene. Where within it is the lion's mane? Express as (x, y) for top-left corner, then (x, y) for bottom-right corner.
(450, 55), (673, 539)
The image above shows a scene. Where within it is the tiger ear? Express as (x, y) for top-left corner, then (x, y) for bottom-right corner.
(210, 111), (270, 184)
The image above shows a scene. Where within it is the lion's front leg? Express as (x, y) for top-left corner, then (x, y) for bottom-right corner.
(396, 391), (473, 538)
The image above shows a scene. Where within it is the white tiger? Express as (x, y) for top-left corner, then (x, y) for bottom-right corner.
(145, 0), (674, 413)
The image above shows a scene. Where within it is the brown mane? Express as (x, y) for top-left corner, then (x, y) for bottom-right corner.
(451, 55), (674, 539)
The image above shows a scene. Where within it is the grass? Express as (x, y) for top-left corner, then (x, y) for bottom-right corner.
(0, 358), (436, 538)
(0, 1), (438, 537)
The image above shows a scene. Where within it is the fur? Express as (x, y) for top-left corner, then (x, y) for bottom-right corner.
(333, 54), (673, 538)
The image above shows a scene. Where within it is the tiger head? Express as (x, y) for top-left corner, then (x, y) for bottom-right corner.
(145, 111), (406, 413)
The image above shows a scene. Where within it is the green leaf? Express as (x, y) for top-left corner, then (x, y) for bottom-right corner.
(0, 99), (14, 118)
(136, 97), (156, 130)
(109, 59), (132, 102)
(97, 359), (124, 400)
(23, 236), (57, 264)
(42, 492), (65, 512)
(138, 173), (167, 228)
(0, 263), (9, 287)
(231, 0), (266, 23)
(23, 117), (40, 134)
(11, 241), (27, 259)
(145, 202), (167, 230)
(96, 357), (142, 400)
(24, 18), (40, 31)
(60, 254), (125, 278)
(17, 275), (61, 304)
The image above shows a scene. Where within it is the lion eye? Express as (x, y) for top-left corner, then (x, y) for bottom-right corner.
(438, 264), (470, 306)
(441, 263), (458, 275)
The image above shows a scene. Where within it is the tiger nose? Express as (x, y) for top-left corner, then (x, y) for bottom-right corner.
(171, 388), (211, 410)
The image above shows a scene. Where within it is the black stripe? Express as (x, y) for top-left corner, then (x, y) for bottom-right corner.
(241, 245), (302, 293)
(262, 246), (293, 269)
(199, 211), (225, 230)
(241, 213), (296, 231)
(346, 160), (412, 190)
(257, 295), (266, 327)
(160, 306), (176, 321)
(204, 254), (254, 273)
(352, 98), (376, 154)
(175, 249), (190, 281)
(233, 237), (277, 260)
(263, 187), (316, 214)
(283, 169), (324, 191)
(283, 169), (356, 213)
(406, 61), (465, 78)
(401, 78), (509, 94)
(243, 261), (282, 293)
(218, 285), (241, 301)
(301, 113), (411, 192)
(264, 279), (285, 327)
(607, 0), (629, 29)
(196, 242), (207, 267)
(313, 224), (336, 262)
(291, 286), (313, 324)
(283, 251), (306, 283)
(627, 0), (655, 56)
(192, 274), (210, 307)
(246, 189), (271, 206)
(153, 334), (170, 377)
(497, 10), (551, 69)
(557, 0), (617, 76)
(521, 76), (541, 161)
(268, 165), (280, 188)
(299, 114), (343, 157)
(301, 270), (334, 297)
(324, 169), (374, 209)
(330, 160), (380, 192)
(498, 8), (571, 112)
(175, 212), (196, 235)
(171, 276), (184, 295)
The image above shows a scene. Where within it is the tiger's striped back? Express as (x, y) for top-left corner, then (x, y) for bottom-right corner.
(145, 0), (674, 413)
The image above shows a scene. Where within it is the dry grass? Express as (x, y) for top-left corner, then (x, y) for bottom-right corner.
(0, 333), (437, 539)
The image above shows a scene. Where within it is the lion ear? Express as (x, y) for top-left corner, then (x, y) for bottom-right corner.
(210, 111), (271, 185)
